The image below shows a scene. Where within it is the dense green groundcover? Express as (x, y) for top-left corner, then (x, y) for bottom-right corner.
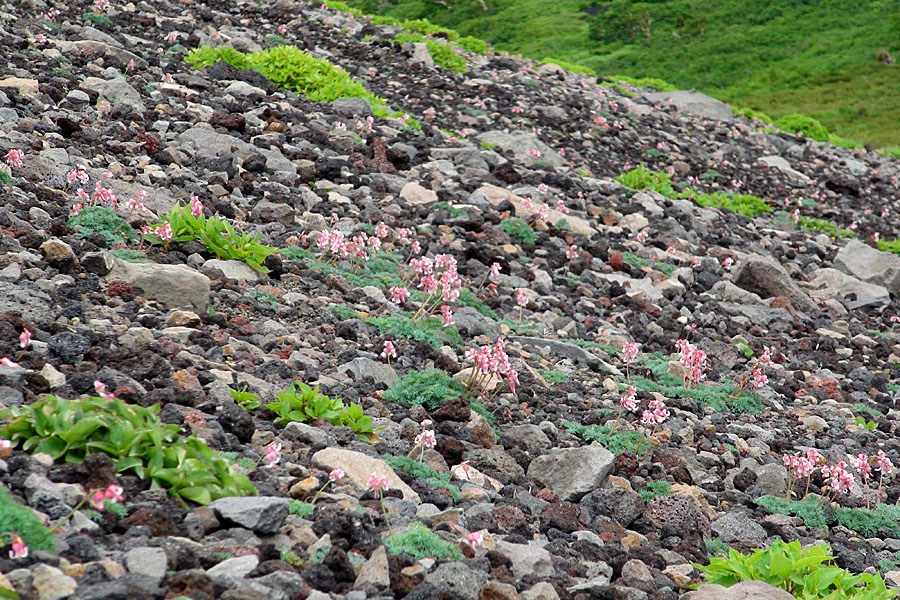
(342, 0), (900, 147)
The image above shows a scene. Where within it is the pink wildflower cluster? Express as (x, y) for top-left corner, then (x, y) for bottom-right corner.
(94, 380), (116, 400)
(262, 441), (282, 468)
(410, 419), (436, 461)
(674, 339), (707, 387)
(734, 347), (773, 396)
(403, 253), (462, 325)
(464, 338), (519, 397)
(90, 484), (124, 510)
(141, 221), (173, 244)
(317, 228), (377, 264)
(641, 399), (670, 427)
(367, 472), (389, 494)
(784, 448), (895, 504)
(4, 149), (24, 169)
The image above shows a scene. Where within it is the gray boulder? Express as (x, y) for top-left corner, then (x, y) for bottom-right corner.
(834, 239), (900, 297)
(209, 496), (289, 534)
(527, 444), (615, 501)
(104, 256), (210, 312)
(731, 254), (818, 314)
(643, 90), (733, 121)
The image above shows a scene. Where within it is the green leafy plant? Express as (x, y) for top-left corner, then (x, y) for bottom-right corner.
(877, 239), (900, 257)
(622, 252), (676, 276)
(69, 206), (137, 245)
(755, 495), (828, 530)
(183, 45), (253, 70)
(632, 357), (762, 414)
(147, 203), (276, 273)
(0, 172), (14, 185)
(796, 216), (855, 238)
(0, 485), (55, 552)
(332, 308), (461, 349)
(82, 12), (112, 25)
(109, 249), (150, 262)
(499, 218), (537, 244)
(615, 165), (679, 196)
(0, 395), (256, 506)
(384, 522), (462, 560)
(383, 369), (464, 411)
(694, 539), (897, 599)
(266, 382), (376, 441)
(383, 455), (461, 500)
(229, 386), (261, 411)
(833, 504), (900, 537)
(854, 416), (877, 431)
(289, 500), (315, 517)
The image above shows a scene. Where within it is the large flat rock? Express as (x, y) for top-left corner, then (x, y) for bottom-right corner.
(643, 90), (733, 121)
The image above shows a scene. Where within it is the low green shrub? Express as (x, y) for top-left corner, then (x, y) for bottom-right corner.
(693, 191), (772, 218)
(289, 500), (315, 517)
(877, 239), (900, 256)
(266, 382), (376, 441)
(694, 539), (896, 599)
(561, 421), (648, 455)
(610, 74), (677, 92)
(383, 369), (464, 410)
(797, 215), (855, 238)
(69, 206), (137, 245)
(755, 495), (828, 530)
(537, 369), (569, 383)
(394, 32), (468, 73)
(634, 358), (762, 414)
(543, 57), (596, 75)
(639, 480), (671, 501)
(0, 395), (255, 506)
(148, 202), (276, 273)
(774, 112), (830, 142)
(0, 485), (55, 552)
(457, 36), (490, 55)
(182, 45), (251, 70)
(384, 522), (461, 560)
(499, 218), (537, 244)
(615, 165), (680, 196)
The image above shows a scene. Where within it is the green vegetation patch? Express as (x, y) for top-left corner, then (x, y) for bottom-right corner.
(755, 495), (828, 531)
(0, 485), (55, 552)
(773, 113), (830, 142)
(499, 218), (536, 244)
(562, 421), (648, 455)
(383, 369), (464, 410)
(394, 32), (468, 73)
(633, 357), (762, 414)
(384, 522), (461, 560)
(383, 455), (462, 500)
(693, 191), (771, 218)
(1, 395), (255, 506)
(639, 480), (671, 501)
(797, 216), (856, 238)
(69, 206), (137, 245)
(266, 382), (376, 440)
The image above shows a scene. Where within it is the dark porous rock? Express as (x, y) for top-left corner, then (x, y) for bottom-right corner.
(581, 487), (645, 528)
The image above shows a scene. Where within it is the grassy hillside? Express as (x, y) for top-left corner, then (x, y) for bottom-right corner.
(346, 0), (900, 148)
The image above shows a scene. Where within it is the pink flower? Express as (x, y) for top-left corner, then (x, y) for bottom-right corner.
(855, 453), (872, 480)
(90, 489), (107, 510)
(507, 369), (519, 395)
(263, 442), (282, 467)
(411, 241), (421, 254)
(127, 58), (135, 72)
(367, 472), (389, 493)
(566, 245), (578, 260)
(104, 484), (124, 503)
(877, 450), (893, 475)
(329, 468), (345, 481)
(0, 438), (11, 452)
(190, 195), (203, 218)
(374, 222), (389, 239)
(556, 199), (569, 214)
(5, 149), (24, 169)
(19, 328), (32, 350)
(9, 535), (27, 560)
(489, 263), (501, 279)
(622, 342), (639, 363)
(421, 419), (432, 428)
(636, 230), (649, 243)
(0, 358), (21, 369)
(381, 340), (397, 359)
(124, 198), (146, 212)
(415, 430), (436, 449)
(93, 380), (115, 400)
(389, 286), (410, 305)
(619, 386), (638, 412)
(516, 289), (528, 308)
(752, 368), (768, 389)
(723, 257), (734, 270)
(466, 531), (484, 549)
(822, 461), (855, 495)
(440, 305), (454, 327)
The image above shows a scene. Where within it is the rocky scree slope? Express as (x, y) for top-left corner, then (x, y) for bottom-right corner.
(2, 1), (900, 600)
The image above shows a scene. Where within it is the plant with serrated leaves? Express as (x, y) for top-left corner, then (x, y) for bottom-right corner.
(694, 539), (896, 599)
(0, 395), (255, 506)
(146, 202), (276, 274)
(0, 485), (55, 554)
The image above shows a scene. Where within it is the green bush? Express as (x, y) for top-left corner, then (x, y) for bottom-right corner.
(796, 216), (855, 238)
(69, 206), (137, 245)
(639, 480), (671, 501)
(0, 395), (255, 506)
(0, 485), (55, 552)
(384, 522), (461, 560)
(394, 31), (468, 73)
(878, 239), (900, 256)
(186, 45), (380, 104)
(499, 218), (537, 244)
(733, 106), (774, 123)
(457, 36), (490, 54)
(833, 504), (900, 537)
(383, 369), (464, 410)
(693, 191), (772, 218)
(148, 202), (276, 273)
(615, 165), (679, 196)
(543, 57), (596, 75)
(695, 539), (896, 599)
(610, 74), (677, 92)
(774, 113), (831, 142)
(266, 382), (376, 440)
(383, 455), (461, 500)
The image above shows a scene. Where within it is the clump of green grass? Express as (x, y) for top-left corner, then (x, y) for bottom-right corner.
(537, 369), (569, 383)
(833, 504), (900, 537)
(432, 201), (467, 218)
(499, 218), (536, 244)
(82, 12), (112, 25)
(384, 522), (461, 560)
(383, 369), (464, 410)
(877, 239), (900, 256)
(0, 486), (55, 553)
(383, 455), (462, 500)
(622, 252), (676, 276)
(394, 31), (468, 73)
(704, 537), (729, 558)
(289, 500), (315, 517)
(610, 74), (677, 92)
(543, 57), (596, 75)
(562, 421), (648, 455)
